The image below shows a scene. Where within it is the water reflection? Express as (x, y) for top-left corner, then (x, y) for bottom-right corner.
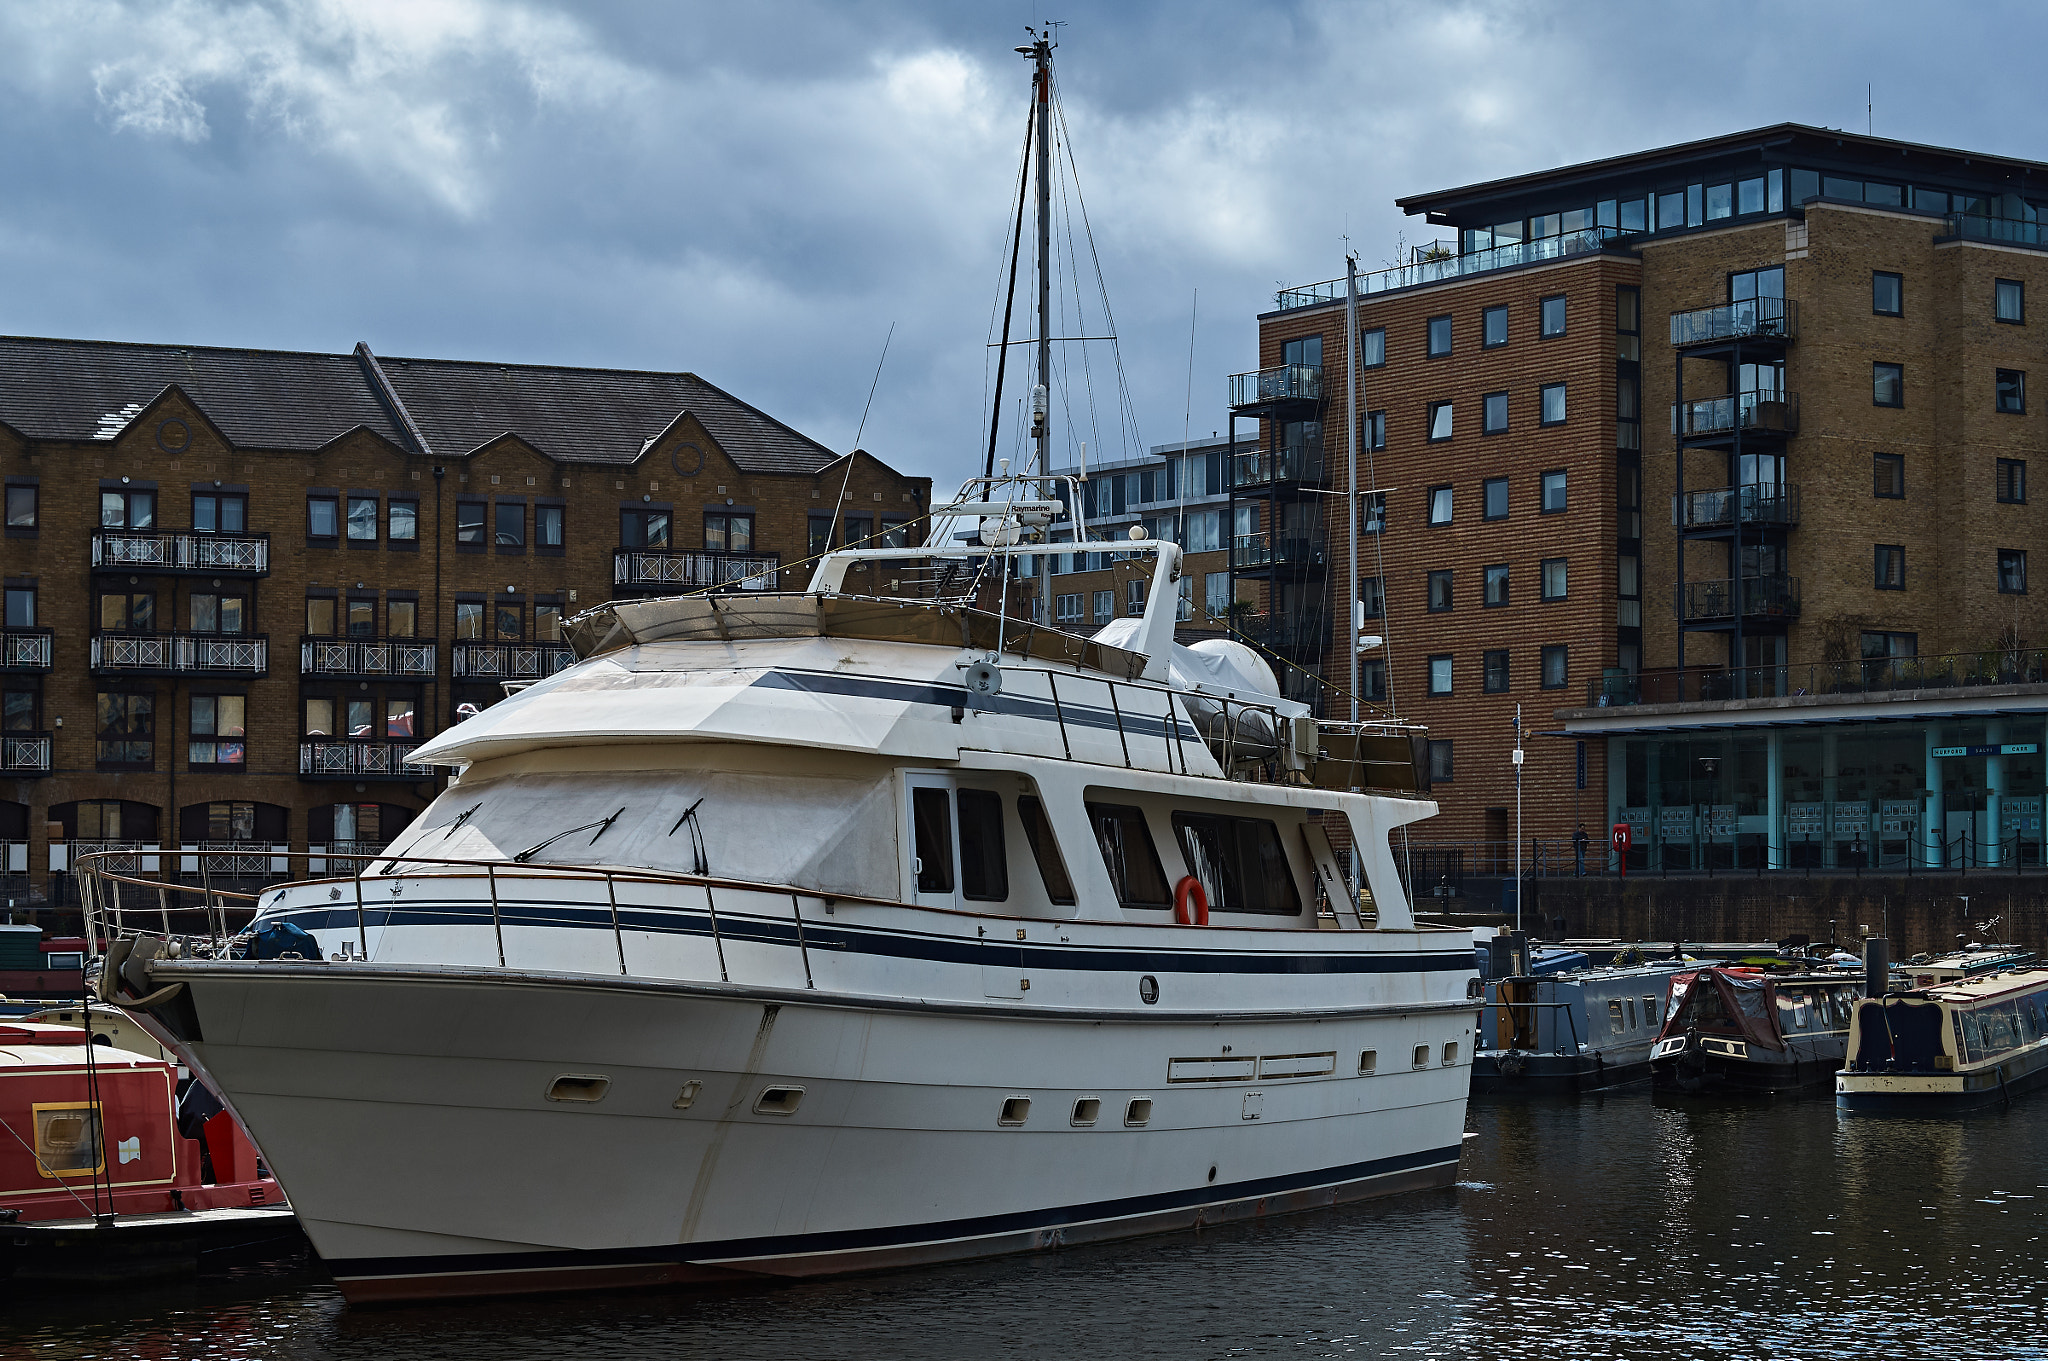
(5, 1094), (2043, 1360)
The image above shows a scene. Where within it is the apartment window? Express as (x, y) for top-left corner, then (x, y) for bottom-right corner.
(347, 495), (378, 542)
(808, 515), (834, 558)
(456, 499), (487, 547)
(493, 601), (522, 640)
(388, 599), (418, 636)
(1427, 486), (1453, 525)
(1482, 306), (1509, 348)
(1997, 369), (2026, 414)
(191, 492), (246, 534)
(305, 597), (336, 636)
(1618, 462), (1642, 537)
(388, 500), (418, 543)
(842, 516), (873, 547)
(307, 495), (339, 540)
(1540, 558), (1568, 601)
(345, 597), (375, 637)
(1358, 575), (1385, 619)
(1360, 659), (1387, 702)
(495, 502), (525, 550)
(1483, 564), (1509, 607)
(4, 484), (34, 530)
(1998, 458), (2026, 504)
(535, 506), (564, 551)
(1483, 477), (1509, 520)
(1875, 544), (1906, 590)
(1541, 469), (1568, 513)
(1092, 591), (1113, 625)
(190, 593), (246, 635)
(529, 602), (560, 642)
(1540, 383), (1567, 425)
(98, 591), (154, 632)
(1427, 739), (1453, 783)
(1360, 491), (1386, 534)
(1427, 401), (1454, 441)
(1541, 644), (1569, 690)
(1205, 573), (1230, 619)
(620, 508), (670, 549)
(1540, 294), (1567, 338)
(1873, 453), (1905, 498)
(1428, 570), (1454, 612)
(1999, 549), (2028, 594)
(1363, 409), (1386, 451)
(188, 694), (246, 766)
(1483, 650), (1510, 694)
(1997, 278), (2025, 323)
(1426, 315), (1452, 358)
(704, 511), (754, 553)
(1482, 391), (1509, 435)
(1283, 334), (1321, 370)
(96, 691), (153, 767)
(1427, 655), (1453, 696)
(1872, 271), (1903, 317)
(1126, 579), (1146, 617)
(4, 688), (37, 733)
(4, 586), (34, 627)
(1862, 630), (1917, 663)
(1874, 362), (1904, 408)
(454, 602), (485, 640)
(1359, 327), (1386, 368)
(1055, 593), (1083, 625)
(100, 489), (156, 529)
(879, 518), (909, 549)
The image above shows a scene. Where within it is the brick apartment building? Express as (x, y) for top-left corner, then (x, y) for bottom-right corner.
(1248, 124), (2048, 875)
(1, 335), (928, 908)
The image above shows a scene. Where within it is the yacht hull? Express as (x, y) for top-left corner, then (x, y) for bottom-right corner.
(145, 961), (1470, 1302)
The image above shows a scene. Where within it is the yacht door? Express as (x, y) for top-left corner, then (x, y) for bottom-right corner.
(905, 776), (960, 910)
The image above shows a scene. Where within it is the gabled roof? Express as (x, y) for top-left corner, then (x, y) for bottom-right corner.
(0, 334), (850, 474)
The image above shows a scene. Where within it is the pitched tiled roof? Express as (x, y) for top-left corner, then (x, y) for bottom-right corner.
(0, 334), (847, 474)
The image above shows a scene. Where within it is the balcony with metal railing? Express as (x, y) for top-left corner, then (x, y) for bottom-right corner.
(1274, 227), (1640, 311)
(2, 628), (54, 672)
(2, 732), (51, 774)
(1231, 443), (1325, 489)
(1227, 364), (1322, 409)
(451, 641), (576, 680)
(300, 637), (437, 678)
(1230, 530), (1327, 571)
(1675, 575), (1801, 625)
(90, 632), (268, 676)
(1675, 484), (1802, 533)
(1672, 390), (1799, 441)
(613, 549), (781, 592)
(1233, 614), (1332, 658)
(91, 530), (270, 575)
(1669, 296), (1799, 347)
(1943, 214), (2047, 249)
(1586, 645), (2048, 709)
(298, 739), (436, 780)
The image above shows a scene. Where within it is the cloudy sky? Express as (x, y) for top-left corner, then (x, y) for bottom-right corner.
(2, 0), (2042, 487)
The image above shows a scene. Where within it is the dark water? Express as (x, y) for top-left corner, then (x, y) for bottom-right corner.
(7, 1092), (2046, 1360)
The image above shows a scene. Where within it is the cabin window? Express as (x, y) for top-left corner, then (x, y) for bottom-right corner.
(1086, 802), (1171, 909)
(1170, 813), (1302, 916)
(1644, 996), (1659, 1027)
(912, 787), (953, 893)
(1626, 998), (1638, 1030)
(956, 788), (1009, 903)
(1609, 999), (1626, 1034)
(34, 1103), (102, 1174)
(1017, 795), (1076, 905)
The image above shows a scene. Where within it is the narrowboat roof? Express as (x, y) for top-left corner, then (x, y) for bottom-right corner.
(1918, 966), (2048, 1005)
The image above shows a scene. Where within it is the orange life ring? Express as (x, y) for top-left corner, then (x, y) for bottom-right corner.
(1174, 876), (1210, 926)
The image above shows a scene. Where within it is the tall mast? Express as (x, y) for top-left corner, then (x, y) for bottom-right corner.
(1344, 256), (1361, 734)
(1029, 31), (1053, 478)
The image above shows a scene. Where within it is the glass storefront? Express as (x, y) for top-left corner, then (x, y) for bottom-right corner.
(1606, 717), (2047, 871)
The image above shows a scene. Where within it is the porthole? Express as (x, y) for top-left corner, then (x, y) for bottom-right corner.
(1207, 1165), (1217, 1183)
(672, 1080), (702, 1110)
(999, 1096), (1032, 1127)
(1443, 1041), (1459, 1065)
(1412, 1044), (1430, 1069)
(1138, 975), (1160, 1005)
(1125, 1097), (1153, 1127)
(753, 1085), (805, 1116)
(546, 1074), (610, 1103)
(1071, 1097), (1101, 1127)
(1359, 1049), (1378, 1075)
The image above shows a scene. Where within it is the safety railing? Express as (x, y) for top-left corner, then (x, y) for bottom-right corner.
(1231, 444), (1325, 488)
(297, 740), (436, 778)
(90, 633), (268, 676)
(1674, 484), (1801, 531)
(1275, 227), (1640, 310)
(613, 549), (780, 592)
(1669, 295), (1799, 347)
(91, 530), (270, 574)
(1228, 364), (1322, 407)
(1586, 645), (2048, 709)
(300, 637), (437, 678)
(1675, 575), (1800, 624)
(451, 642), (576, 680)
(1673, 390), (1800, 439)
(2, 628), (54, 671)
(2, 732), (51, 773)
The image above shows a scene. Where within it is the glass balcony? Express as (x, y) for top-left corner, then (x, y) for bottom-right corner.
(90, 632), (268, 676)
(298, 740), (435, 779)
(1233, 615), (1331, 656)
(1675, 575), (1801, 624)
(1230, 530), (1326, 570)
(2, 628), (54, 672)
(1675, 484), (1801, 531)
(1944, 215), (2046, 248)
(301, 637), (437, 678)
(1672, 390), (1799, 439)
(1228, 364), (1322, 408)
(1275, 227), (1640, 310)
(1587, 646), (2048, 709)
(2, 732), (51, 774)
(1231, 444), (1325, 489)
(91, 530), (270, 574)
(451, 642), (576, 680)
(1669, 296), (1799, 346)
(613, 549), (780, 591)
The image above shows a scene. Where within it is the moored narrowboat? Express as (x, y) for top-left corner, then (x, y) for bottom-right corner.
(1649, 968), (1863, 1094)
(1836, 967), (2048, 1113)
(1474, 961), (1689, 1093)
